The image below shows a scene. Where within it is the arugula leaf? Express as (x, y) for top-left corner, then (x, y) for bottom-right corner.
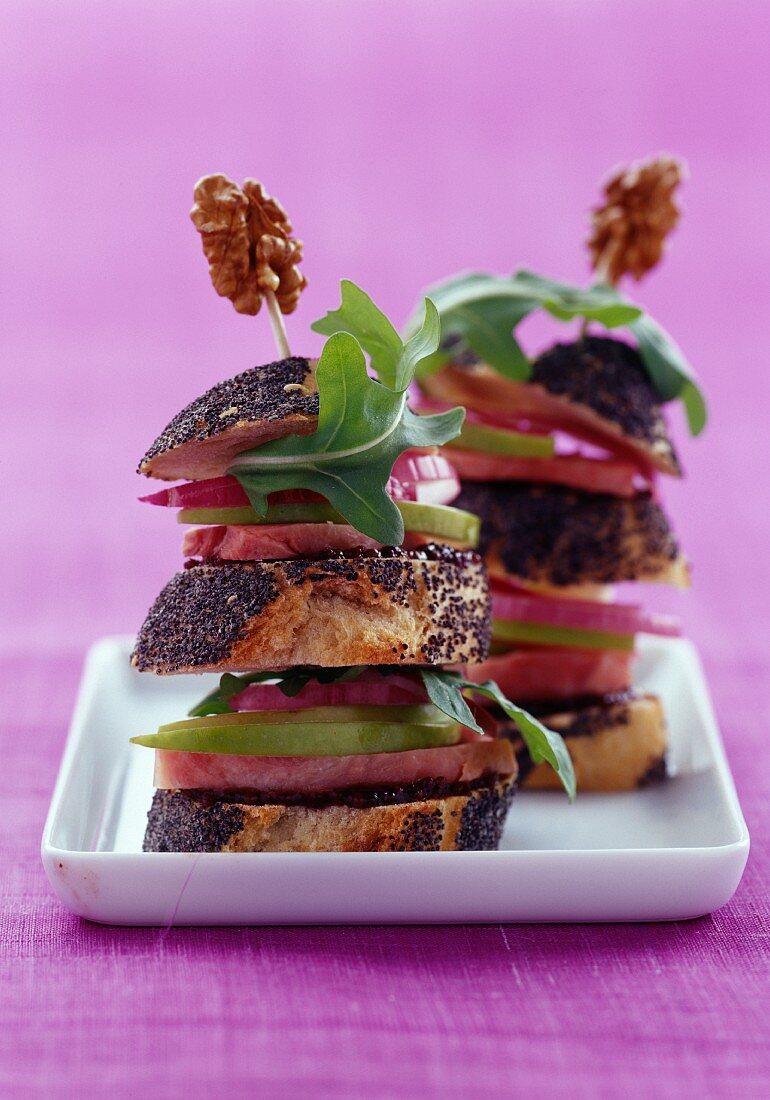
(399, 299), (443, 391)
(312, 280), (431, 391)
(461, 680), (576, 801)
(408, 272), (536, 380)
(629, 314), (707, 435)
(411, 268), (707, 434)
(419, 667), (576, 800)
(312, 279), (409, 391)
(441, 297), (534, 380)
(230, 331), (464, 543)
(417, 666), (479, 728)
(510, 270), (642, 326)
(408, 271), (637, 381)
(188, 693), (233, 718)
(680, 382), (707, 439)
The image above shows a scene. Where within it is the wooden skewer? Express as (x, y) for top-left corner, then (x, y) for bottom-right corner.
(592, 240), (620, 287)
(265, 289), (291, 358)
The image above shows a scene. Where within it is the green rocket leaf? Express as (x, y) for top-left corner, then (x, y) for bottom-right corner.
(419, 667), (576, 799)
(407, 271), (537, 380)
(312, 279), (441, 392)
(629, 314), (707, 435)
(229, 330), (464, 543)
(412, 268), (707, 433)
(510, 270), (642, 326)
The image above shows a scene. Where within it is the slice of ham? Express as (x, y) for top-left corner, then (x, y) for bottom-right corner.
(447, 448), (642, 498)
(464, 647), (634, 701)
(153, 738), (516, 793)
(182, 523), (382, 561)
(421, 363), (679, 476)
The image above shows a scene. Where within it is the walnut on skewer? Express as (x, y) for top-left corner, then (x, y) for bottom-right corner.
(588, 156), (685, 285)
(190, 174), (307, 356)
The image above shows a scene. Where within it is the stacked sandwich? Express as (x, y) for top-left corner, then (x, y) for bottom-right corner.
(129, 174), (573, 852)
(412, 157), (706, 791)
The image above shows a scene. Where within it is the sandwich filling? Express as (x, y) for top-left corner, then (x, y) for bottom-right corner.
(134, 463), (528, 804)
(141, 668), (518, 798)
(416, 338), (686, 777)
(132, 284), (576, 841)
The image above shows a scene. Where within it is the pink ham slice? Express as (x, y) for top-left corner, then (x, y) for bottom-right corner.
(421, 364), (679, 476)
(182, 523), (382, 561)
(447, 448), (642, 498)
(154, 739), (516, 793)
(464, 647), (633, 701)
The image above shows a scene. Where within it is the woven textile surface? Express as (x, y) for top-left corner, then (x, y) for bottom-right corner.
(2, 1), (769, 1095)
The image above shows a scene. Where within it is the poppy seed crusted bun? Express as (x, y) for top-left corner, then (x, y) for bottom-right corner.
(455, 483), (689, 588)
(131, 546), (492, 674)
(143, 776), (517, 852)
(508, 693), (667, 792)
(138, 356), (319, 481)
(530, 338), (681, 475)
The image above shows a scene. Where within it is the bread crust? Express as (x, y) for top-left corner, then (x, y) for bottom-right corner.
(143, 777), (516, 852)
(530, 337), (681, 475)
(507, 692), (667, 791)
(132, 548), (491, 674)
(138, 357), (319, 481)
(456, 482), (689, 588)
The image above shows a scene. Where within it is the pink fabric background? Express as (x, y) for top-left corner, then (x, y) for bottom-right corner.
(2, 1), (769, 1095)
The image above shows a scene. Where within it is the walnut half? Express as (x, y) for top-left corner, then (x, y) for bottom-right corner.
(190, 174), (307, 315)
(588, 156), (685, 284)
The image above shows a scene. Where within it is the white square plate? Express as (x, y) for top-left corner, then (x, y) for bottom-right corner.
(41, 636), (749, 925)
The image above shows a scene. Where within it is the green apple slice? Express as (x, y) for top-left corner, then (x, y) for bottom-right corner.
(492, 620), (635, 651)
(131, 704), (461, 756)
(445, 421), (554, 458)
(397, 501), (479, 542)
(179, 502), (342, 526)
(177, 500), (480, 545)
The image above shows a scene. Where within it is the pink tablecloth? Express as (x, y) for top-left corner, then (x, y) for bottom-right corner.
(3, 1), (769, 1095)
(2, 652), (768, 1097)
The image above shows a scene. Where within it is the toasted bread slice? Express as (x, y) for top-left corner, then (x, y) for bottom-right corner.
(138, 357), (318, 481)
(505, 692), (667, 792)
(420, 337), (680, 476)
(143, 776), (517, 852)
(455, 482), (689, 588)
(131, 547), (491, 674)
